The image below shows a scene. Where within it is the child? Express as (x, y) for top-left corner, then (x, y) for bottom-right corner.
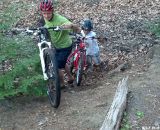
(81, 19), (101, 72)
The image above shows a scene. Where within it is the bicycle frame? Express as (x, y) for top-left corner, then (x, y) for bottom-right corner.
(67, 39), (87, 71)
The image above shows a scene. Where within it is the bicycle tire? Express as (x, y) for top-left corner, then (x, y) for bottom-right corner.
(44, 48), (61, 108)
(76, 53), (84, 86)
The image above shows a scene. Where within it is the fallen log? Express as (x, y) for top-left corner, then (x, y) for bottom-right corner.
(100, 77), (128, 130)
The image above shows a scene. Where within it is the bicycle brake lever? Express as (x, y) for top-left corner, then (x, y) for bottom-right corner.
(53, 26), (61, 31)
(26, 28), (34, 34)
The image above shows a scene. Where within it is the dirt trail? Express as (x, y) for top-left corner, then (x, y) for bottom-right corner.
(0, 45), (160, 130)
(126, 45), (160, 129)
(0, 67), (117, 130)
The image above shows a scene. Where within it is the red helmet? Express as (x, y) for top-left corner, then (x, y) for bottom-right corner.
(40, 0), (53, 11)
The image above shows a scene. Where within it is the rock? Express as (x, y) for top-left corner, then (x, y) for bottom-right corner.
(38, 117), (48, 126)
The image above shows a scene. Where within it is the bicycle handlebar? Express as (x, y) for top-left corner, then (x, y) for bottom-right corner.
(28, 26), (60, 31)
(69, 32), (107, 41)
(12, 26), (107, 41)
(12, 26), (63, 34)
(26, 26), (62, 33)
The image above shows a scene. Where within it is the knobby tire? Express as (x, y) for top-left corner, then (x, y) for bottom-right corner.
(44, 48), (61, 108)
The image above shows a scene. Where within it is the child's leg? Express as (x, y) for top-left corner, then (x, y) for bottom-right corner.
(92, 52), (101, 66)
(87, 55), (93, 71)
(92, 52), (104, 71)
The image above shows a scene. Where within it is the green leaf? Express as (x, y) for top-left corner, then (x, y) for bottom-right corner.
(136, 111), (144, 119)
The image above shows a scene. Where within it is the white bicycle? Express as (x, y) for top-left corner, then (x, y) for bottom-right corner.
(25, 26), (61, 108)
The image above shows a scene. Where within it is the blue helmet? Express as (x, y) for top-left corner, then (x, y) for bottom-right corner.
(81, 19), (93, 31)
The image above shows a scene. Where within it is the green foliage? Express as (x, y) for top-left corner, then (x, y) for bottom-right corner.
(146, 19), (160, 37)
(0, 0), (35, 30)
(120, 112), (131, 130)
(0, 0), (49, 99)
(0, 34), (47, 99)
(136, 110), (144, 119)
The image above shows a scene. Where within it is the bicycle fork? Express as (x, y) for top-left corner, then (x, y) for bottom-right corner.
(38, 41), (52, 80)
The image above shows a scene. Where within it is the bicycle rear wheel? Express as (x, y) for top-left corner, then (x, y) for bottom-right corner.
(44, 48), (60, 108)
(76, 53), (84, 86)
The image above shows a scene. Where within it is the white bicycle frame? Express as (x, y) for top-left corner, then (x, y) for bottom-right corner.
(37, 41), (52, 80)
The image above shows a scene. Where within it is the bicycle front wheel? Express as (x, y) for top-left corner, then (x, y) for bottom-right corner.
(44, 48), (61, 108)
(76, 53), (84, 86)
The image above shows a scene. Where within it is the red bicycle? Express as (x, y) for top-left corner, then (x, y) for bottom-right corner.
(67, 33), (87, 86)
(67, 33), (107, 86)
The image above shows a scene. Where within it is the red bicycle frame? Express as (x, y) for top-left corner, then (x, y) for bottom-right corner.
(67, 40), (87, 71)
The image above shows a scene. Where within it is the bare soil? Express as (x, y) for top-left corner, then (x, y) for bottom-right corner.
(0, 45), (160, 130)
(126, 46), (160, 130)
